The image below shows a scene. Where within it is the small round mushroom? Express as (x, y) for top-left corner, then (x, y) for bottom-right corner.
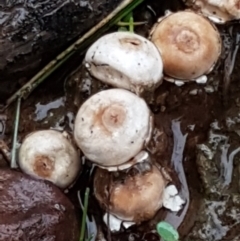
(18, 130), (81, 189)
(150, 10), (221, 82)
(94, 164), (167, 224)
(74, 89), (152, 168)
(185, 0), (240, 23)
(84, 31), (163, 94)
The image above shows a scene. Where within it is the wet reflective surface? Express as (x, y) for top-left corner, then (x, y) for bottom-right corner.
(2, 0), (240, 240)
(0, 168), (79, 241)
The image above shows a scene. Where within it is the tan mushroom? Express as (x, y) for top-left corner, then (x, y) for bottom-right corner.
(94, 164), (167, 224)
(94, 152), (185, 232)
(150, 10), (221, 82)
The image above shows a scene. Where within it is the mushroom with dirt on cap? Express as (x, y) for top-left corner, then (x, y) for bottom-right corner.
(184, 0), (240, 24)
(93, 152), (185, 232)
(149, 10), (222, 86)
(84, 31), (163, 95)
(73, 88), (153, 171)
(18, 129), (81, 189)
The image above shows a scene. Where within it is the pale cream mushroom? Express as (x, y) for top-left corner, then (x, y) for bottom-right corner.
(84, 31), (163, 94)
(185, 0), (240, 23)
(149, 10), (221, 83)
(18, 130), (81, 189)
(73, 89), (152, 169)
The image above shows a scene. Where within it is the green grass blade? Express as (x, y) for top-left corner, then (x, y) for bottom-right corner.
(11, 97), (21, 169)
(79, 188), (90, 241)
(6, 0), (144, 108)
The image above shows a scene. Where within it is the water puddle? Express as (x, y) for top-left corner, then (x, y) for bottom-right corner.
(223, 27), (240, 105)
(164, 120), (189, 230)
(188, 112), (240, 240)
(34, 97), (65, 121)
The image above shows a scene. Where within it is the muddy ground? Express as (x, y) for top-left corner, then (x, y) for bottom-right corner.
(1, 0), (240, 241)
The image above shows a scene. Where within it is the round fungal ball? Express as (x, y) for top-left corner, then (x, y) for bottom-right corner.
(224, 0), (240, 18)
(187, 0), (240, 23)
(84, 31), (163, 94)
(150, 11), (221, 80)
(18, 130), (81, 189)
(74, 88), (152, 167)
(94, 165), (166, 223)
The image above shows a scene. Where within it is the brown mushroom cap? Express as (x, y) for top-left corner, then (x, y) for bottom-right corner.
(0, 168), (79, 241)
(150, 11), (221, 80)
(224, 0), (240, 18)
(94, 165), (166, 223)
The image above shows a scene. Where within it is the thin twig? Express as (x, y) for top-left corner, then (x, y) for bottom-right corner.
(5, 0), (144, 109)
(117, 21), (146, 26)
(11, 97), (21, 168)
(129, 16), (134, 32)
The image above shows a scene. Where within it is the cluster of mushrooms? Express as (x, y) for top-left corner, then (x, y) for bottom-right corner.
(17, 3), (237, 233)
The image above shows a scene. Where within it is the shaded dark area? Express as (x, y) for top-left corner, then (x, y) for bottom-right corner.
(0, 0), (121, 100)
(147, 0), (185, 16)
(0, 168), (80, 241)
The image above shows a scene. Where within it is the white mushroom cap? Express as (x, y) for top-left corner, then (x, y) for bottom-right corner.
(94, 165), (167, 223)
(84, 31), (163, 94)
(18, 130), (81, 189)
(74, 89), (152, 167)
(150, 10), (221, 80)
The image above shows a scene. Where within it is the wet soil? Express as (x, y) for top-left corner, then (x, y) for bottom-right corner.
(1, 0), (240, 241)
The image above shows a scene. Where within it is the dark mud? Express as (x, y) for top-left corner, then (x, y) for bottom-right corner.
(0, 69), (224, 240)
(2, 0), (240, 241)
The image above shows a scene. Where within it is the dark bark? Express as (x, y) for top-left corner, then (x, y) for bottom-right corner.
(0, 168), (79, 241)
(0, 0), (120, 99)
